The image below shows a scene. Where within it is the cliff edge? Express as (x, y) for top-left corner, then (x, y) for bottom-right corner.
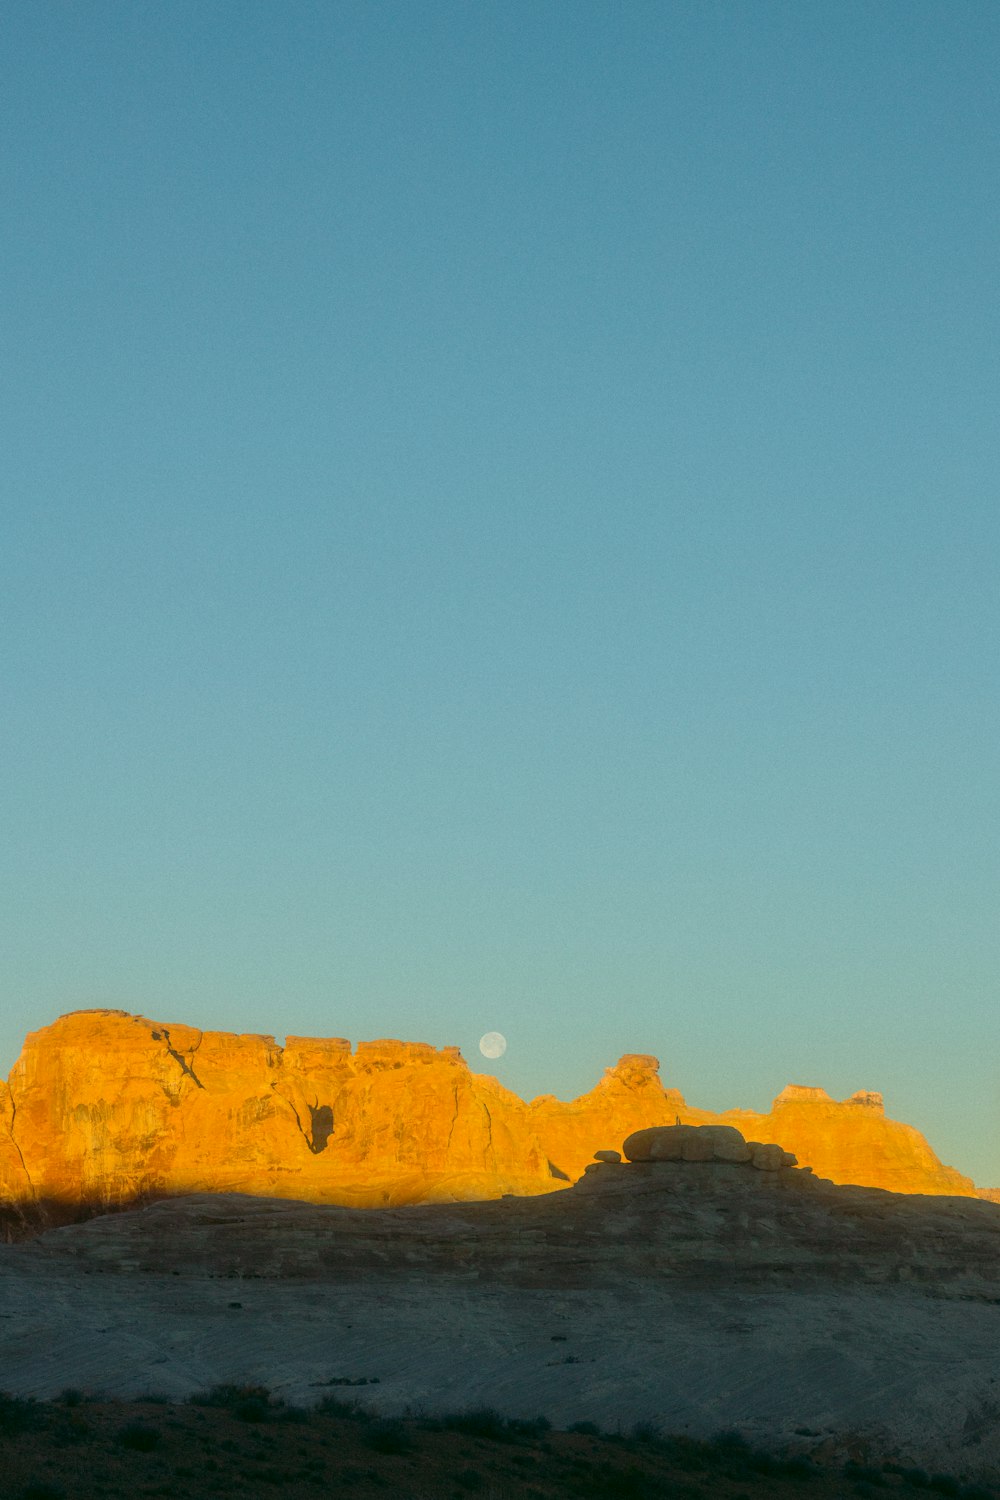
(0, 1009), (982, 1220)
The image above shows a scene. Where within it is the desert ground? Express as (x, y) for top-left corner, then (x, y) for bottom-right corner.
(1, 1157), (999, 1496)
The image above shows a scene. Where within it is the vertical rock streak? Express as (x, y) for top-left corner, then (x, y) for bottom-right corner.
(6, 1093), (34, 1199)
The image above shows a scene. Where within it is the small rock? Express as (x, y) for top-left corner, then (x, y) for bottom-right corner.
(751, 1143), (786, 1171)
(712, 1136), (753, 1163)
(696, 1126), (753, 1162)
(623, 1126), (681, 1161)
(593, 1150), (622, 1163)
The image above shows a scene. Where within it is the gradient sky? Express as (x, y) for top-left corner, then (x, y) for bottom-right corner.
(2, 2), (998, 1185)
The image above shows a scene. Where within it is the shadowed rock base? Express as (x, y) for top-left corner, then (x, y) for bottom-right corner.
(1, 1162), (999, 1481)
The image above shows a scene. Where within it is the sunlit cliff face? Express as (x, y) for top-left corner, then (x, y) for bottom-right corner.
(0, 1009), (983, 1227)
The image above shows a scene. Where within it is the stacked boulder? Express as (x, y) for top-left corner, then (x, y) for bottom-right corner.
(619, 1124), (797, 1171)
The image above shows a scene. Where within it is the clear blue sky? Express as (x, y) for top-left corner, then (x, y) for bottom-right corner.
(2, 2), (997, 1185)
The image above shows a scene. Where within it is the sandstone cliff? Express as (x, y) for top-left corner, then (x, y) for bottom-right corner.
(0, 1009), (982, 1221)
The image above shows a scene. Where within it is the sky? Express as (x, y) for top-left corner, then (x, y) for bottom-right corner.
(2, 1), (998, 1186)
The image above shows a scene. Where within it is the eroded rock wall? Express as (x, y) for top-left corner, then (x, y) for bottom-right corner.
(711, 1085), (978, 1197)
(0, 1009), (982, 1216)
(1, 1010), (555, 1213)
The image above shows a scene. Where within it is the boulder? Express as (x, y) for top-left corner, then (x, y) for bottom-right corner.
(750, 1143), (790, 1171)
(623, 1124), (752, 1165)
(682, 1131), (716, 1161)
(623, 1126), (683, 1162)
(710, 1135), (753, 1163)
(593, 1150), (622, 1163)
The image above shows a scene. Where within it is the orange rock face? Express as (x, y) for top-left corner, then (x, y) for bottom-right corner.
(0, 1010), (984, 1220)
(0, 1011), (557, 1215)
(711, 1085), (979, 1198)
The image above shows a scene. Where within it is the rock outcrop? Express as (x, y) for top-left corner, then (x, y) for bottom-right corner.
(709, 1083), (978, 1197)
(0, 1009), (985, 1225)
(621, 1124), (797, 1170)
(0, 1010), (556, 1218)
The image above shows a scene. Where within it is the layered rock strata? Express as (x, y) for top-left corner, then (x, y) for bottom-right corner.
(25, 1154), (1000, 1293)
(0, 1009), (985, 1224)
(4, 1162), (1000, 1479)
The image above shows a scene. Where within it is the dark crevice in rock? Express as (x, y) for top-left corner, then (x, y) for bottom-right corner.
(307, 1103), (334, 1153)
(5, 1093), (35, 1199)
(445, 1083), (460, 1153)
(272, 1085), (334, 1154)
(547, 1160), (571, 1182)
(151, 1029), (205, 1090)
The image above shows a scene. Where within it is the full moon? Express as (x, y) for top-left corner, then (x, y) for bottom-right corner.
(479, 1031), (507, 1059)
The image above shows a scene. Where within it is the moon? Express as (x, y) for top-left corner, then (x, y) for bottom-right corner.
(479, 1031), (507, 1060)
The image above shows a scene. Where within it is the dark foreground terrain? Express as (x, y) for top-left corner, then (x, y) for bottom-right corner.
(0, 1386), (996, 1500)
(2, 1161), (1000, 1490)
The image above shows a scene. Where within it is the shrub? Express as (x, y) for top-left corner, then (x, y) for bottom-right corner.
(629, 1420), (662, 1444)
(574, 1465), (653, 1499)
(507, 1414), (551, 1438)
(59, 1411), (92, 1443)
(276, 1403), (309, 1424)
(781, 1453), (818, 1479)
(844, 1461), (886, 1485)
(658, 1434), (708, 1472)
(189, 1382), (271, 1410)
(0, 1393), (41, 1434)
(116, 1422), (162, 1452)
(363, 1418), (414, 1454)
(929, 1478), (962, 1497)
(710, 1429), (750, 1453)
(233, 1395), (270, 1423)
(188, 1382), (276, 1422)
(20, 1486), (67, 1500)
(441, 1407), (512, 1443)
(708, 1432), (780, 1477)
(568, 1420), (601, 1436)
(316, 1393), (370, 1421)
(454, 1469), (484, 1490)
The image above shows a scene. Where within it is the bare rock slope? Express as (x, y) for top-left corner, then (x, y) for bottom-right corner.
(2, 1142), (999, 1480)
(0, 1009), (985, 1222)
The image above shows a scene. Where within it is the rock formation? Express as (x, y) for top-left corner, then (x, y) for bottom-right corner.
(620, 1123), (798, 1170)
(0, 1009), (987, 1226)
(709, 1083), (982, 1198)
(0, 1010), (557, 1217)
